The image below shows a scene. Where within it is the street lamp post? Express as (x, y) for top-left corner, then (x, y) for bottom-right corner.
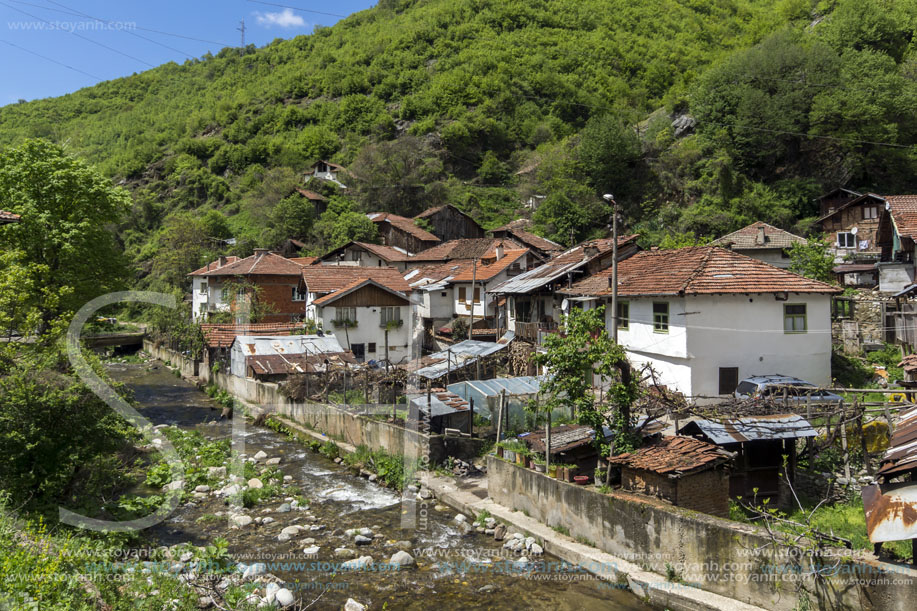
(603, 194), (618, 343)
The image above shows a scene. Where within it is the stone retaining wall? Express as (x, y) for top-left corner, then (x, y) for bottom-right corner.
(142, 340), (483, 464)
(487, 455), (916, 611)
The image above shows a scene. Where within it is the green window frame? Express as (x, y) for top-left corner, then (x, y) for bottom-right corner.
(653, 302), (669, 333)
(784, 303), (807, 333)
(616, 301), (629, 330)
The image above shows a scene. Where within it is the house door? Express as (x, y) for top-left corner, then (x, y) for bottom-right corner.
(719, 367), (739, 395)
(351, 343), (365, 362)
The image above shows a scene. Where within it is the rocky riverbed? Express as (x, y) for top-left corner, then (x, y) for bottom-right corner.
(110, 361), (652, 610)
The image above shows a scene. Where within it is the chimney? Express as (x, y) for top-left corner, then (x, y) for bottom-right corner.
(584, 245), (599, 258)
(218, 255), (227, 267)
(755, 225), (766, 246)
(495, 241), (504, 261)
(253, 248), (269, 256)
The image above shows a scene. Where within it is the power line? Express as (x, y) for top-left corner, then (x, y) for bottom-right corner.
(0, 37), (101, 80)
(0, 0), (155, 67)
(7, 0), (232, 48)
(246, 0), (348, 19)
(42, 0), (195, 59)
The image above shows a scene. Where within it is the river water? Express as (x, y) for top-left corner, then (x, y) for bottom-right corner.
(110, 362), (651, 610)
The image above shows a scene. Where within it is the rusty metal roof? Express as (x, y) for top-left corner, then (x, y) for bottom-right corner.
(862, 482), (917, 544)
(408, 390), (471, 418)
(607, 435), (734, 477)
(678, 414), (817, 445)
(201, 322), (309, 348)
(877, 405), (917, 478)
(231, 334), (347, 357)
(247, 351), (357, 375)
(407, 332), (515, 379)
(0, 209), (21, 223)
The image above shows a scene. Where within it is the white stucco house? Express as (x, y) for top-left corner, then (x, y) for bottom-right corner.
(559, 246), (840, 404)
(189, 256), (240, 320)
(300, 266), (415, 364)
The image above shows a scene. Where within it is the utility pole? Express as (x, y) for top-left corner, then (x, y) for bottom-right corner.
(468, 258), (477, 341)
(237, 19), (246, 47)
(604, 194), (618, 343)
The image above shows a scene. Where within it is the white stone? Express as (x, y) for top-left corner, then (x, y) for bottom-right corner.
(283, 475), (293, 482)
(281, 526), (302, 536)
(453, 514), (467, 524)
(344, 599), (367, 611)
(247, 478), (264, 489)
(194, 485), (211, 493)
(207, 466), (227, 479)
(340, 556), (373, 571)
(230, 515), (253, 528)
(303, 546), (320, 555)
(277, 533), (291, 542)
(524, 537), (535, 550)
(334, 548), (356, 559)
(265, 582), (280, 603)
(221, 484), (242, 497)
(389, 551), (415, 568)
(253, 450), (268, 461)
(276, 503), (291, 513)
(358, 527), (373, 537)
(241, 562), (266, 579)
(530, 544), (544, 556)
(265, 457), (281, 465)
(261, 517), (275, 525)
(275, 588), (294, 608)
(354, 535), (372, 545)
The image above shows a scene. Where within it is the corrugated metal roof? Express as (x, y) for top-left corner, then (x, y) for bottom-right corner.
(408, 391), (471, 418)
(231, 334), (346, 356)
(410, 332), (514, 379)
(247, 352), (357, 375)
(877, 405), (917, 477)
(448, 376), (547, 398)
(678, 414), (817, 445)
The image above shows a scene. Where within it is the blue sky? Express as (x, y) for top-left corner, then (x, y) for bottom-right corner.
(0, 1), (376, 106)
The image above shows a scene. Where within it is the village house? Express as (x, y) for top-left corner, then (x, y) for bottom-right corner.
(296, 187), (329, 215)
(300, 266), (414, 364)
(414, 204), (485, 242)
(0, 209), (20, 224)
(607, 435), (735, 518)
(876, 195), (917, 292)
(306, 160), (346, 188)
(488, 236), (640, 344)
(814, 190), (884, 263)
(200, 321), (310, 372)
(188, 250), (308, 323)
(710, 221), (807, 269)
(404, 237), (526, 268)
(367, 212), (441, 254)
(489, 219), (563, 259)
(558, 246), (840, 403)
(316, 241), (414, 271)
(404, 262), (468, 350)
(447, 247), (532, 326)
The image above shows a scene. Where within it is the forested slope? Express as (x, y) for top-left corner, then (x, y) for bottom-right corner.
(2, 0), (917, 289)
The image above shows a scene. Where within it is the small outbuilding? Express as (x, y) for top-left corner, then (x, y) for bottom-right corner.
(607, 435), (735, 517)
(407, 390), (472, 434)
(678, 414), (816, 508)
(229, 334), (353, 380)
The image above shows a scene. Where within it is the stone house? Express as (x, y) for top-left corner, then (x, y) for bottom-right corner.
(814, 191), (884, 263)
(607, 435), (734, 518)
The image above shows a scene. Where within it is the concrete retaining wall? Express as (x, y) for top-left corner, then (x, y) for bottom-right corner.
(142, 340), (481, 464)
(487, 456), (915, 611)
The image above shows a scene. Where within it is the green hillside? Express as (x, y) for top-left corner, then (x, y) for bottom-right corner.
(2, 0), (917, 289)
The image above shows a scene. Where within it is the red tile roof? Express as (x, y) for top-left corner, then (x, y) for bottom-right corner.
(200, 322), (309, 348)
(884, 195), (917, 240)
(561, 246), (840, 297)
(409, 238), (521, 262)
(414, 204), (481, 228)
(367, 212), (440, 243)
(195, 251), (305, 277)
(288, 256), (318, 266)
(491, 220), (563, 253)
(607, 435), (733, 476)
(449, 249), (529, 282)
(0, 209), (20, 223)
(188, 256), (241, 276)
(711, 221), (807, 250)
(301, 265), (412, 294)
(296, 188), (327, 201)
(320, 241), (413, 263)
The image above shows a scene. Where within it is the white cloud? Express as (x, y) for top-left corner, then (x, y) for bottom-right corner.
(255, 9), (306, 28)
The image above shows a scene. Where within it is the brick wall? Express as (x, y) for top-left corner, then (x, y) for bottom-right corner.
(622, 468), (676, 501)
(251, 274), (304, 322)
(674, 468), (730, 518)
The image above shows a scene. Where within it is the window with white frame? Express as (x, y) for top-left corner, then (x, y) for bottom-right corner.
(837, 232), (856, 248)
(862, 206), (878, 220)
(292, 286), (306, 301)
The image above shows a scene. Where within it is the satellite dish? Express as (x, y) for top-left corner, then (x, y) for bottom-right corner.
(851, 227), (859, 235)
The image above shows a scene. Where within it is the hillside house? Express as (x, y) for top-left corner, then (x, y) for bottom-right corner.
(188, 251), (307, 323)
(306, 160), (346, 188)
(316, 241), (414, 271)
(367, 212), (441, 254)
(488, 236), (640, 344)
(876, 195), (917, 292)
(559, 247), (840, 404)
(414, 204), (485, 241)
(296, 188), (329, 215)
(301, 266), (414, 364)
(711, 221), (807, 269)
(404, 262), (467, 350)
(447, 247), (532, 324)
(0, 209), (20, 224)
(405, 238), (526, 268)
(489, 219), (563, 259)
(814, 191), (884, 263)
